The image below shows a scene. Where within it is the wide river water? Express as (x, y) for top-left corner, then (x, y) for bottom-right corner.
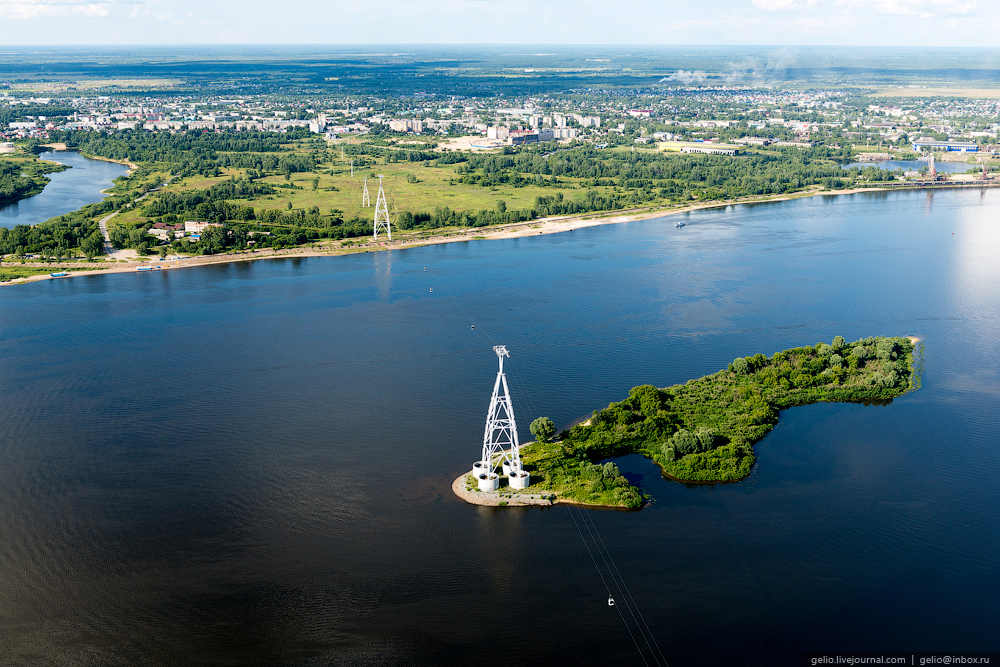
(1, 188), (999, 665)
(0, 151), (127, 228)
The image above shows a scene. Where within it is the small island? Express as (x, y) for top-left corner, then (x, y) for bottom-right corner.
(457, 336), (918, 509)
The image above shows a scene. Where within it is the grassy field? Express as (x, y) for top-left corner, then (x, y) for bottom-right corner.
(0, 265), (76, 281)
(108, 144), (616, 233)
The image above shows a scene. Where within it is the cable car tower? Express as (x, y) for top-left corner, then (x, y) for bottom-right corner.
(373, 175), (391, 241)
(473, 346), (530, 491)
(362, 177), (371, 207)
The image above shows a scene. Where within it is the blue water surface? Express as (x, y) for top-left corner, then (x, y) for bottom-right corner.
(0, 188), (998, 665)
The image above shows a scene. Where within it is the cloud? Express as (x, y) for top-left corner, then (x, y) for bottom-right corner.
(752, 0), (817, 9)
(661, 69), (708, 84)
(0, 0), (111, 19)
(785, 0), (978, 16)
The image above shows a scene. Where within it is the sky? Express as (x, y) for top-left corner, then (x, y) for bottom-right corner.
(0, 0), (996, 46)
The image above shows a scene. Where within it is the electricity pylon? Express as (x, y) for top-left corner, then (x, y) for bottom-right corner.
(373, 175), (391, 241)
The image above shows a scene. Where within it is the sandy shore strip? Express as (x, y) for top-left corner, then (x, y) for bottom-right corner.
(0, 185), (903, 288)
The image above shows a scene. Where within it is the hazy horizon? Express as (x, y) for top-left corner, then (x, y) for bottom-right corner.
(1, 0), (997, 49)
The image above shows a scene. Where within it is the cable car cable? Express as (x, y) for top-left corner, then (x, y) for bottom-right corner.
(568, 506), (651, 667)
(580, 509), (669, 667)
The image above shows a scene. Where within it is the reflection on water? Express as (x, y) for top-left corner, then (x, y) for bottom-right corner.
(0, 189), (999, 664)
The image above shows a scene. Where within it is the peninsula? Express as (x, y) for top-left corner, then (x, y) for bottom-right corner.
(456, 336), (918, 509)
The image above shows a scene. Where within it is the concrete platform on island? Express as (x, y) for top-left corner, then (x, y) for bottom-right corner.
(451, 474), (555, 507)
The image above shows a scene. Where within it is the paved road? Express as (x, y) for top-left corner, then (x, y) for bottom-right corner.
(98, 175), (176, 260)
(97, 210), (119, 258)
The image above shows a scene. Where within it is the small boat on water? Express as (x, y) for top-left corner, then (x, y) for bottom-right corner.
(675, 221), (686, 228)
(49, 272), (67, 277)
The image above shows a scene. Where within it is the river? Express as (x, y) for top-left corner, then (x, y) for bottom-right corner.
(0, 151), (127, 229)
(0, 188), (998, 664)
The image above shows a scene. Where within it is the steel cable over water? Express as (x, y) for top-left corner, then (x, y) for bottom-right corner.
(424, 266), (666, 665)
(579, 508), (670, 667)
(568, 505), (652, 667)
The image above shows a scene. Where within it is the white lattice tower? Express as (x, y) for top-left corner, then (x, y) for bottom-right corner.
(373, 175), (391, 240)
(929, 152), (936, 178)
(481, 346), (522, 475)
(362, 178), (370, 207)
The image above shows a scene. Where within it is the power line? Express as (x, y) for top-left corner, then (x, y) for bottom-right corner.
(580, 509), (670, 667)
(568, 506), (651, 667)
(578, 509), (665, 667)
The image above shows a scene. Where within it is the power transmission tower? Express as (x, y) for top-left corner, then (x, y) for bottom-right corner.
(473, 346), (529, 491)
(362, 177), (370, 207)
(373, 175), (391, 241)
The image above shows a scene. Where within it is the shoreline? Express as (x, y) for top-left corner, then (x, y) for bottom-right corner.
(39, 145), (139, 174)
(450, 473), (626, 509)
(1, 183), (987, 288)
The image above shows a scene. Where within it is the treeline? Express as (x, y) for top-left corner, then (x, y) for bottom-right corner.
(0, 158), (68, 205)
(53, 129), (315, 178)
(342, 142), (451, 164)
(453, 144), (864, 199)
(0, 160), (42, 205)
(143, 177), (275, 219)
(0, 103), (74, 126)
(0, 203), (106, 260)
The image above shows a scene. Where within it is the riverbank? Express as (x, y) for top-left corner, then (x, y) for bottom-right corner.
(0, 185), (885, 287)
(451, 474), (555, 507)
(40, 145), (138, 174)
(5, 181), (994, 288)
(450, 472), (627, 508)
(79, 152), (139, 174)
(0, 153), (70, 207)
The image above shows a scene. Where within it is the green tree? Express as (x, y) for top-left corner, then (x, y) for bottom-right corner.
(530, 416), (556, 443)
(832, 335), (846, 350)
(81, 233), (102, 261)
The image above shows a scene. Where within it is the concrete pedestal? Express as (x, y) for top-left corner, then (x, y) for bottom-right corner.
(509, 471), (530, 489)
(478, 473), (499, 492)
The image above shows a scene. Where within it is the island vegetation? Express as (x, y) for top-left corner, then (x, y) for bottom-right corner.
(0, 154), (67, 206)
(519, 335), (917, 509)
